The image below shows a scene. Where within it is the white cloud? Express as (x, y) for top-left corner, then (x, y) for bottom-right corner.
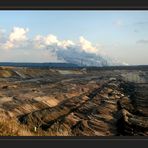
(3, 41), (14, 49)
(9, 27), (29, 42)
(58, 40), (75, 49)
(44, 34), (58, 45)
(34, 34), (59, 49)
(34, 35), (99, 55)
(34, 35), (46, 49)
(79, 36), (98, 54)
(3, 27), (29, 50)
(0, 26), (124, 66)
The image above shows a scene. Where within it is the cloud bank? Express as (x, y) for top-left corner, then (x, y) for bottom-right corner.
(0, 26), (125, 66)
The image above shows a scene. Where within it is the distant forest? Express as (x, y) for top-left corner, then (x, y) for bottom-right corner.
(0, 62), (148, 70)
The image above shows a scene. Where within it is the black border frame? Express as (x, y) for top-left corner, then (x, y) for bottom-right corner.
(0, 0), (148, 9)
(0, 0), (148, 147)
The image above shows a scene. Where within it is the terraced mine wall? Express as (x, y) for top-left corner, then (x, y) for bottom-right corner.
(0, 66), (147, 136)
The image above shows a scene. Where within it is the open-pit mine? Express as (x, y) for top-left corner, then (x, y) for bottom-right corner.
(0, 66), (147, 136)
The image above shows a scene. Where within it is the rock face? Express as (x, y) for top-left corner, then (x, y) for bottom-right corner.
(18, 78), (148, 136)
(0, 66), (148, 136)
(117, 82), (148, 136)
(19, 80), (121, 136)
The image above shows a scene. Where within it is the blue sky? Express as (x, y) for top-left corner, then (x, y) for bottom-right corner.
(0, 11), (148, 65)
